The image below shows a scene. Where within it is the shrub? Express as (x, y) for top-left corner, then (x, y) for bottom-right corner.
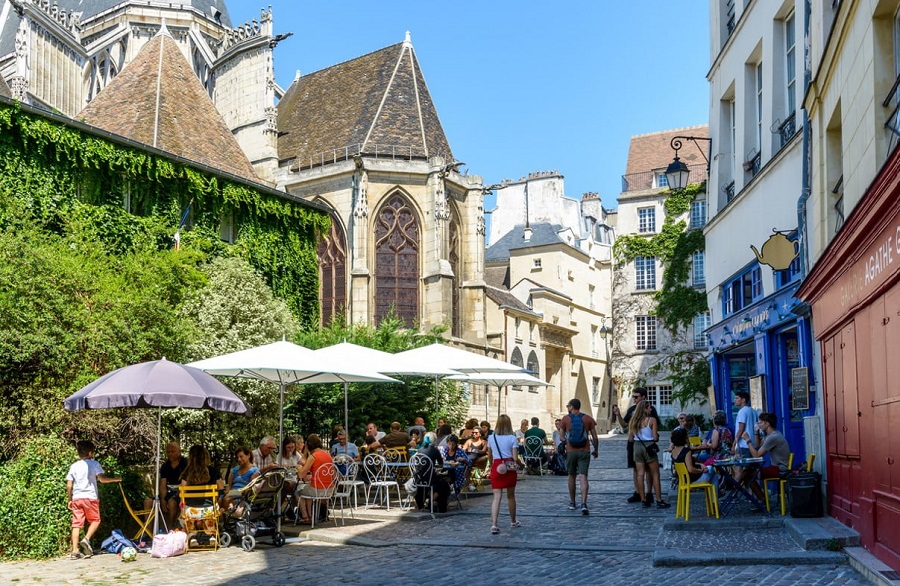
(0, 434), (145, 560)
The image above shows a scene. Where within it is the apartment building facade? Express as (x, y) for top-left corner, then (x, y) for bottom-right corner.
(705, 0), (816, 461)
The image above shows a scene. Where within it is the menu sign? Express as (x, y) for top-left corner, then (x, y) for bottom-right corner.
(791, 367), (809, 411)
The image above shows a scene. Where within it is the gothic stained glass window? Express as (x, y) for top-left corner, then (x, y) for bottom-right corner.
(449, 216), (461, 337)
(318, 215), (347, 327)
(375, 194), (420, 325)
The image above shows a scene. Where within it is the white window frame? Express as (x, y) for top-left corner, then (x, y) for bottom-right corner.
(634, 256), (657, 291)
(692, 251), (705, 287)
(693, 311), (710, 349)
(756, 62), (763, 154)
(635, 315), (658, 351)
(654, 173), (669, 189)
(638, 207), (656, 233)
(730, 99), (737, 181)
(785, 12), (796, 118)
(690, 200), (707, 229)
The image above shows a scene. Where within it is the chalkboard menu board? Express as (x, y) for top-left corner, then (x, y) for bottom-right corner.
(791, 367), (809, 411)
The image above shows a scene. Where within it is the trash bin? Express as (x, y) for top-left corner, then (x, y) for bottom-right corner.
(788, 471), (823, 518)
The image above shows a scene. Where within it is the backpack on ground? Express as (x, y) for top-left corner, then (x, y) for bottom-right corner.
(101, 528), (140, 554)
(567, 413), (588, 448)
(549, 443), (567, 475)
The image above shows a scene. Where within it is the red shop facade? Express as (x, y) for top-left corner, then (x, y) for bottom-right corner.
(797, 146), (900, 570)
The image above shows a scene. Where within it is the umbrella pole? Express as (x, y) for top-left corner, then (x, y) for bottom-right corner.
(152, 407), (162, 536)
(434, 375), (439, 417)
(498, 385), (502, 419)
(344, 381), (349, 456)
(484, 387), (488, 422)
(277, 381), (285, 535)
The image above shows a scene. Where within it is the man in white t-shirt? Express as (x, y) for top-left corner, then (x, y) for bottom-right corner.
(66, 440), (121, 559)
(366, 422), (386, 442)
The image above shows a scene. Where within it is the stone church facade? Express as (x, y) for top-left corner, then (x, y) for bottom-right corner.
(0, 1), (489, 350)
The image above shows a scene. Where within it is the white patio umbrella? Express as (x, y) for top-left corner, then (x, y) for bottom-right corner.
(393, 343), (527, 374)
(311, 342), (458, 451)
(188, 341), (399, 449)
(447, 371), (551, 420)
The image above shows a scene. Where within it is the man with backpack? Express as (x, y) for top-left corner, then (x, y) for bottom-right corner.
(560, 398), (599, 515)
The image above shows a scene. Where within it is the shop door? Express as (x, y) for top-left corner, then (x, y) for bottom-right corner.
(772, 329), (808, 462)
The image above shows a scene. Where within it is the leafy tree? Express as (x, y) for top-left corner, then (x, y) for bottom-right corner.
(290, 316), (467, 441)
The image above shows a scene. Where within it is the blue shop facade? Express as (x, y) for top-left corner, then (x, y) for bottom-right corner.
(706, 281), (815, 461)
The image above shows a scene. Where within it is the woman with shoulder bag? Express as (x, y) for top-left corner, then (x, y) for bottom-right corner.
(487, 414), (520, 535)
(628, 400), (670, 509)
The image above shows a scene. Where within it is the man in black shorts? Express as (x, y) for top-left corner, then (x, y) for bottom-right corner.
(611, 388), (660, 504)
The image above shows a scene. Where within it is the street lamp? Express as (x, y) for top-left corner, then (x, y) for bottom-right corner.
(665, 135), (712, 190)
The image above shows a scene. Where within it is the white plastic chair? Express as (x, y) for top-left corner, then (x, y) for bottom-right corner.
(408, 453), (435, 516)
(299, 462), (338, 528)
(523, 436), (546, 476)
(363, 453), (402, 510)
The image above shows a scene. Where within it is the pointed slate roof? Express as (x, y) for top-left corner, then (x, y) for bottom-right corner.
(77, 29), (257, 181)
(278, 35), (453, 168)
(0, 76), (11, 99)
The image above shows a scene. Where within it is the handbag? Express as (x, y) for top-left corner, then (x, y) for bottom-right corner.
(150, 530), (187, 558)
(493, 435), (513, 474)
(635, 434), (660, 457)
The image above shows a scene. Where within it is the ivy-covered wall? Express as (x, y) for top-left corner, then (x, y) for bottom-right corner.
(0, 100), (328, 325)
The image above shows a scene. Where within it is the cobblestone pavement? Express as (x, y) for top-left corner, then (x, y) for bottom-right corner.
(3, 435), (870, 585)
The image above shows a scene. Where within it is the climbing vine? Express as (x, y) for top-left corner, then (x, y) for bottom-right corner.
(0, 101), (329, 324)
(613, 182), (707, 333)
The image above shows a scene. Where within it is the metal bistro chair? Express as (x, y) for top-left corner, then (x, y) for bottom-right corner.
(118, 483), (155, 541)
(383, 447), (410, 484)
(523, 436), (546, 476)
(408, 453), (435, 516)
(299, 462), (339, 529)
(763, 453), (794, 516)
(673, 462), (719, 521)
(688, 436), (702, 448)
(363, 453), (403, 510)
(337, 460), (366, 509)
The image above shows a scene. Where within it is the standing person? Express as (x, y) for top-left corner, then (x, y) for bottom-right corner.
(731, 391), (758, 481)
(487, 414), (520, 534)
(560, 398), (599, 515)
(66, 440), (122, 559)
(612, 387), (661, 504)
(628, 400), (670, 508)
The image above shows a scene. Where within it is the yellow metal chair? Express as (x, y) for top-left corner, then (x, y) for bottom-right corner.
(674, 462), (719, 521)
(806, 454), (815, 471)
(178, 485), (220, 551)
(118, 483), (155, 541)
(688, 436), (702, 447)
(763, 453), (794, 516)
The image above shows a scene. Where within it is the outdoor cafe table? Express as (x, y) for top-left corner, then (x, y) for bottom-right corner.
(710, 457), (770, 517)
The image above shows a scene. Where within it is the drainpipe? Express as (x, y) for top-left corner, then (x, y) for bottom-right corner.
(797, 0), (812, 278)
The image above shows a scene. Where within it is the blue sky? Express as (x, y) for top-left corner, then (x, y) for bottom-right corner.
(229, 1), (710, 212)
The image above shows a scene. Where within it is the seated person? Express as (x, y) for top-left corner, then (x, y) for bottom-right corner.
(440, 434), (470, 495)
(515, 419), (529, 444)
(375, 421), (410, 450)
(406, 416), (427, 438)
(365, 422), (386, 442)
(179, 445), (224, 519)
(407, 429), (423, 450)
(522, 417), (549, 472)
(224, 447), (260, 506)
(330, 430), (361, 471)
(413, 433), (450, 513)
(459, 418), (478, 441)
(462, 427), (488, 485)
(743, 412), (791, 480)
(670, 428), (714, 485)
(551, 419), (564, 453)
(251, 436), (277, 472)
(296, 434), (334, 524)
(435, 424), (453, 449)
(145, 441), (187, 529)
(277, 436), (302, 508)
(684, 415), (701, 438)
(699, 411), (733, 462)
(329, 425), (344, 448)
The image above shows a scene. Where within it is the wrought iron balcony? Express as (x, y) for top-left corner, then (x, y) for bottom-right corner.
(779, 113), (797, 148)
(723, 181), (736, 203)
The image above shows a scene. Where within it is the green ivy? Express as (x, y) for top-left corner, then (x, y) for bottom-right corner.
(0, 102), (329, 324)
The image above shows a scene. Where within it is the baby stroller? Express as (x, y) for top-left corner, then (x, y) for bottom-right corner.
(220, 466), (288, 552)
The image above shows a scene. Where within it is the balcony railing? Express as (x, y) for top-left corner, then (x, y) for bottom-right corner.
(779, 113), (797, 148)
(723, 181), (736, 203)
(621, 163), (706, 193)
(288, 143), (429, 171)
(745, 152), (762, 177)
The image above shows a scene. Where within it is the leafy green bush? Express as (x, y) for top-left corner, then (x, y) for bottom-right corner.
(0, 435), (148, 560)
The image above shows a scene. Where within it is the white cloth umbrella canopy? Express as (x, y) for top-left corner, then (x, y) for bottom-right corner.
(393, 343), (528, 374)
(311, 342), (458, 446)
(447, 371), (551, 420)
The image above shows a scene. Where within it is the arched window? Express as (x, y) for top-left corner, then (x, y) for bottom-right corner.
(449, 214), (461, 336)
(375, 193), (419, 324)
(510, 347), (524, 368)
(318, 213), (347, 326)
(527, 350), (540, 376)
